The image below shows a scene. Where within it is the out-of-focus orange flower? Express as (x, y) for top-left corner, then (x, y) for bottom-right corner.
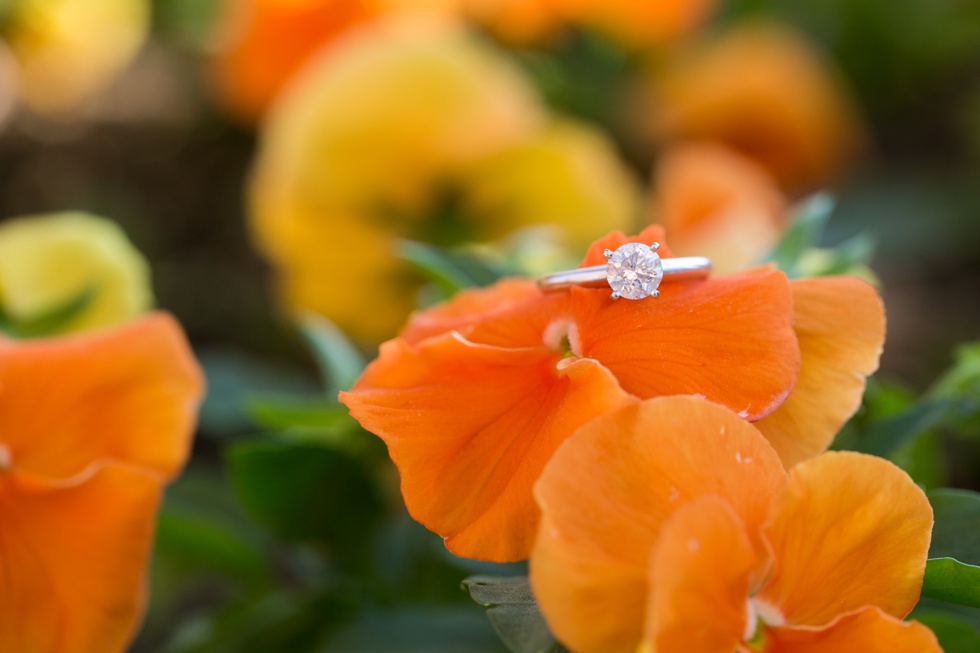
(576, 0), (719, 47)
(251, 21), (640, 341)
(0, 313), (204, 652)
(648, 22), (865, 192)
(531, 396), (939, 653)
(341, 225), (884, 561)
(651, 142), (786, 274)
(210, 0), (384, 123)
(3, 0), (150, 116)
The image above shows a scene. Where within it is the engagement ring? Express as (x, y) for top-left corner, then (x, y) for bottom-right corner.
(538, 242), (711, 300)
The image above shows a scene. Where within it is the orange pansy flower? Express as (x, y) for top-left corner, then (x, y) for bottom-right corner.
(647, 21), (865, 192)
(341, 226), (884, 561)
(531, 397), (940, 653)
(0, 313), (204, 652)
(651, 142), (787, 275)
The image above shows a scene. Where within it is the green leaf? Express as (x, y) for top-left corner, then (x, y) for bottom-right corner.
(398, 240), (505, 299)
(848, 397), (952, 457)
(298, 313), (366, 396)
(464, 576), (568, 653)
(227, 440), (384, 567)
(327, 607), (505, 653)
(914, 609), (980, 653)
(0, 286), (96, 338)
(768, 193), (835, 273)
(922, 558), (980, 608)
(247, 397), (353, 432)
(929, 489), (980, 566)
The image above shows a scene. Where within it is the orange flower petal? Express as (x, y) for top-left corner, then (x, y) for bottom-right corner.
(758, 452), (932, 627)
(646, 496), (759, 653)
(341, 333), (634, 562)
(766, 607), (941, 653)
(571, 267), (799, 419)
(0, 465), (162, 653)
(400, 278), (567, 348)
(531, 397), (786, 653)
(754, 277), (885, 467)
(580, 224), (672, 266)
(0, 313), (204, 481)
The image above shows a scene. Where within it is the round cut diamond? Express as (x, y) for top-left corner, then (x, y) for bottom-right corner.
(605, 243), (663, 300)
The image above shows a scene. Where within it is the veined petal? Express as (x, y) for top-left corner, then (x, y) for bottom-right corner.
(531, 397), (786, 653)
(754, 277), (885, 467)
(0, 465), (162, 653)
(0, 313), (204, 481)
(571, 267), (799, 420)
(758, 452), (932, 627)
(765, 607), (941, 653)
(341, 333), (634, 562)
(646, 496), (760, 653)
(400, 278), (568, 348)
(580, 225), (672, 267)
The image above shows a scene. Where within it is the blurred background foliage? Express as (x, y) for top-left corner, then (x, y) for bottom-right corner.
(0, 0), (978, 651)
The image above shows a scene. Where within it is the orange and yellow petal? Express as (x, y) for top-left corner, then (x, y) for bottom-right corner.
(571, 267), (799, 420)
(341, 333), (633, 561)
(531, 397), (786, 653)
(645, 496), (760, 653)
(0, 313), (204, 481)
(765, 607), (941, 653)
(648, 22), (864, 191)
(754, 277), (885, 467)
(652, 143), (785, 275)
(0, 465), (163, 653)
(758, 452), (932, 627)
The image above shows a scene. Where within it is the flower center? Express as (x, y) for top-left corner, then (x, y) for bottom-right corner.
(743, 597), (785, 646)
(543, 319), (582, 359)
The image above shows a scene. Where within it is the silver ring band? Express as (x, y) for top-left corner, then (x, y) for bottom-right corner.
(538, 256), (713, 291)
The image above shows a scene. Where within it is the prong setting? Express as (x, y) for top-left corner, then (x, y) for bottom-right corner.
(603, 248), (613, 259)
(610, 292), (620, 300)
(651, 242), (660, 251)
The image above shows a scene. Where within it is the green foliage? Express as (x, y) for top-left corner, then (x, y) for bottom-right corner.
(929, 489), (980, 567)
(227, 439), (385, 569)
(922, 558), (980, 608)
(399, 239), (508, 301)
(298, 313), (367, 395)
(464, 576), (568, 653)
(0, 287), (96, 338)
(767, 193), (876, 279)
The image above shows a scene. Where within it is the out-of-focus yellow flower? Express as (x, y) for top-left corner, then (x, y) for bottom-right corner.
(0, 213), (153, 334)
(647, 22), (865, 192)
(651, 142), (786, 274)
(250, 21), (640, 341)
(2, 0), (149, 116)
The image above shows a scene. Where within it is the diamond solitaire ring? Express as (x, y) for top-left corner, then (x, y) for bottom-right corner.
(538, 242), (712, 300)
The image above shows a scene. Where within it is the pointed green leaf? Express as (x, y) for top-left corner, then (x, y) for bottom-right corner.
(298, 313), (366, 396)
(464, 576), (568, 653)
(768, 192), (835, 273)
(929, 489), (980, 566)
(922, 558), (980, 608)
